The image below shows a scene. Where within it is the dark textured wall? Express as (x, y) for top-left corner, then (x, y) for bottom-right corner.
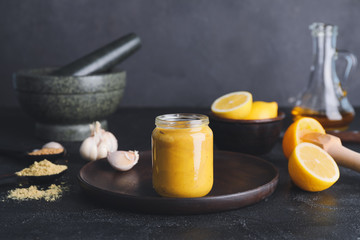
(1, 0), (360, 108)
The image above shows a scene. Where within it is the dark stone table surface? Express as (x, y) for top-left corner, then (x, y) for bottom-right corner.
(1, 107), (360, 239)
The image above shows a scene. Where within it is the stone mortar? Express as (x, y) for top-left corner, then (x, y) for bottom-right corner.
(13, 68), (126, 141)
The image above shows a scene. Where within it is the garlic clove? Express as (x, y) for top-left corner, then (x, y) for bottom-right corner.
(80, 137), (98, 161)
(107, 150), (139, 171)
(42, 141), (64, 149)
(101, 131), (118, 153)
(97, 142), (109, 160)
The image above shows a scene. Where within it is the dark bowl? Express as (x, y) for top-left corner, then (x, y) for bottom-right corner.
(209, 112), (285, 155)
(13, 68), (126, 141)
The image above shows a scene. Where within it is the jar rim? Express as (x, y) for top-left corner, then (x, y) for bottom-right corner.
(155, 113), (209, 128)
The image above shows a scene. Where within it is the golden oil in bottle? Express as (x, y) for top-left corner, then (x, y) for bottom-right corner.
(291, 106), (354, 131)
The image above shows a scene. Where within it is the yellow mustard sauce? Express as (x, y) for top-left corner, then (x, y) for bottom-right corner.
(152, 114), (213, 198)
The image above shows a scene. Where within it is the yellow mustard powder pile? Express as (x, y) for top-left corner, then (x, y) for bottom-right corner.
(16, 159), (67, 176)
(7, 184), (64, 202)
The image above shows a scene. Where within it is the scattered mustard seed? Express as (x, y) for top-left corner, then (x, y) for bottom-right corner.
(16, 159), (67, 177)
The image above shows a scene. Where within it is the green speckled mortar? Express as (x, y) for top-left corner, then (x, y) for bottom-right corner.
(13, 68), (126, 141)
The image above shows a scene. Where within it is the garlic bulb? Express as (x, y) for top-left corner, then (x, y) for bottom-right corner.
(79, 121), (118, 161)
(107, 150), (139, 171)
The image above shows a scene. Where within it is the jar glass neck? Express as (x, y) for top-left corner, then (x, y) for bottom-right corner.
(155, 114), (209, 128)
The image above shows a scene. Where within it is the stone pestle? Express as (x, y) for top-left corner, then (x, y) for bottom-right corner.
(51, 33), (141, 76)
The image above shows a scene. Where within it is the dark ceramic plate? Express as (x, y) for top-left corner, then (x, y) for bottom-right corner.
(78, 151), (279, 214)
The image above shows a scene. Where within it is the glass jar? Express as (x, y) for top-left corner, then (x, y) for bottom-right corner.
(152, 113), (213, 198)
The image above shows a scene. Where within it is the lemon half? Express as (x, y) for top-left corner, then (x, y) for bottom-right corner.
(211, 91), (252, 119)
(289, 142), (340, 192)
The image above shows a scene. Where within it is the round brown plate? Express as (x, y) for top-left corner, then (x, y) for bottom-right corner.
(78, 151), (279, 214)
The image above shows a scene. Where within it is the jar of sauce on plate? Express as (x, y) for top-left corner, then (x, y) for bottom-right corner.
(152, 113), (213, 198)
